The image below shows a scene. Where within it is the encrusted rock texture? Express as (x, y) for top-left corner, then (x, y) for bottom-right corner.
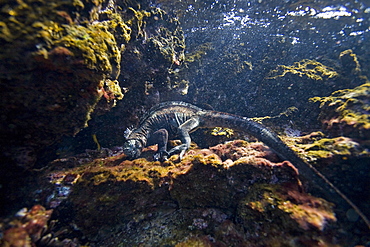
(0, 0), (186, 169)
(311, 83), (370, 140)
(1, 135), (368, 246)
(1, 1), (370, 246)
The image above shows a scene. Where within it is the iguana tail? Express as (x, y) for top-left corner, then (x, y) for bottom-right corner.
(199, 110), (370, 230)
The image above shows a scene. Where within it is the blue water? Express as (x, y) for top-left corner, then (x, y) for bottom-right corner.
(174, 0), (370, 116)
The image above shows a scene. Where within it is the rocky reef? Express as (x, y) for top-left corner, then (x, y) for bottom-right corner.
(0, 0), (186, 169)
(1, 135), (368, 246)
(307, 50), (370, 140)
(1, 1), (370, 246)
(0, 205), (80, 246)
(0, 0), (189, 230)
(311, 83), (370, 140)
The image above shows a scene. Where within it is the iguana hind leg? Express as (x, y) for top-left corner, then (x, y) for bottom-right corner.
(168, 117), (200, 159)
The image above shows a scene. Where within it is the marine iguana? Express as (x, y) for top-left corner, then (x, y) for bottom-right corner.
(123, 101), (370, 230)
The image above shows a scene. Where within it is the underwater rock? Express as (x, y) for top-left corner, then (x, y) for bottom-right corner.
(0, 205), (52, 246)
(36, 139), (351, 246)
(0, 0), (186, 169)
(0, 0), (121, 169)
(0, 205), (80, 246)
(237, 183), (337, 246)
(282, 131), (369, 163)
(310, 83), (370, 139)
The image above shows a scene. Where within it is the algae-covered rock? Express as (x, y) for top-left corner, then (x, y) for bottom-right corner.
(0, 0), (186, 169)
(310, 83), (370, 139)
(281, 131), (369, 163)
(0, 205), (81, 246)
(0, 0), (123, 168)
(267, 59), (339, 81)
(2, 133), (369, 245)
(33, 139), (353, 245)
(237, 183), (337, 246)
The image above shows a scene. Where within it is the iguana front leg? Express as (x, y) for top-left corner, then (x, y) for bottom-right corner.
(168, 116), (200, 159)
(149, 129), (170, 161)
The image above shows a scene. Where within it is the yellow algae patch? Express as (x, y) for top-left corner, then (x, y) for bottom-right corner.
(339, 49), (361, 74)
(210, 127), (234, 138)
(185, 42), (213, 63)
(310, 83), (370, 138)
(267, 59), (338, 80)
(239, 184), (336, 231)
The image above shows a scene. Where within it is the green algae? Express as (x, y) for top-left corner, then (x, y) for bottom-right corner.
(301, 137), (360, 159)
(171, 79), (189, 95)
(339, 49), (361, 75)
(282, 131), (370, 164)
(267, 59), (338, 80)
(310, 83), (370, 139)
(126, 7), (151, 38)
(209, 127), (234, 138)
(251, 106), (298, 124)
(238, 183), (336, 241)
(0, 0), (188, 169)
(73, 155), (188, 189)
(52, 23), (121, 76)
(185, 42), (213, 63)
(102, 79), (124, 103)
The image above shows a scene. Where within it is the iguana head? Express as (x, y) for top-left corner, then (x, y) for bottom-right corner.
(123, 139), (143, 159)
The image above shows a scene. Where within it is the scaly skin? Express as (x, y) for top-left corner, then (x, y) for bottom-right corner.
(123, 101), (370, 230)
